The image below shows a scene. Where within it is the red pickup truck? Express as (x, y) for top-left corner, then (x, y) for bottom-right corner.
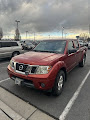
(7, 39), (87, 96)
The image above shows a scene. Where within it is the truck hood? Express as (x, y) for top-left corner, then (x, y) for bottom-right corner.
(13, 51), (64, 65)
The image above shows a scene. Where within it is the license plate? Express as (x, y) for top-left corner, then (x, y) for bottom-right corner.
(15, 78), (23, 85)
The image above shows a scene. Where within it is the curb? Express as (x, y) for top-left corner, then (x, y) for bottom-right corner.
(0, 87), (55, 120)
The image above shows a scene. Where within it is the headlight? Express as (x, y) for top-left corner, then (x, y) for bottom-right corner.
(35, 66), (52, 74)
(10, 60), (14, 69)
(26, 65), (52, 74)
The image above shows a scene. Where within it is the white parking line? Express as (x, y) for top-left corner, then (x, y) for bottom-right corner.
(0, 78), (10, 83)
(59, 70), (90, 120)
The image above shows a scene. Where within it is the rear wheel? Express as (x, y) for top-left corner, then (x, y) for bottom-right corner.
(79, 55), (86, 67)
(52, 70), (65, 96)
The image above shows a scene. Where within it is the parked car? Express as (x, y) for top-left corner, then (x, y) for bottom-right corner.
(0, 41), (23, 58)
(78, 40), (84, 47)
(84, 42), (88, 47)
(32, 41), (41, 46)
(24, 42), (35, 50)
(88, 41), (90, 49)
(21, 40), (39, 50)
(78, 40), (88, 47)
(7, 39), (87, 96)
(20, 40), (25, 46)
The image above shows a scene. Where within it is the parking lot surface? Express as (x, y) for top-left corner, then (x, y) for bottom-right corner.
(0, 50), (90, 120)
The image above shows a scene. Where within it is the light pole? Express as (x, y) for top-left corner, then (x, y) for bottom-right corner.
(62, 27), (64, 39)
(65, 33), (67, 38)
(29, 34), (31, 40)
(15, 20), (20, 29)
(26, 31), (28, 39)
(34, 32), (35, 41)
(15, 20), (20, 41)
(49, 35), (50, 39)
(8, 36), (9, 40)
(89, 24), (90, 36)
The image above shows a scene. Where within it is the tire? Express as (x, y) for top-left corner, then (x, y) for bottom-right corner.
(52, 70), (65, 96)
(12, 52), (19, 57)
(79, 55), (86, 67)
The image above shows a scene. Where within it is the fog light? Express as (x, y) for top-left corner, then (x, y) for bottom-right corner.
(41, 83), (45, 88)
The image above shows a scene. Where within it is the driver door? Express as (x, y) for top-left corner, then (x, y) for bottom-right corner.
(65, 41), (77, 72)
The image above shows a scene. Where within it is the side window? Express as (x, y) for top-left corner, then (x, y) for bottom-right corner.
(1, 42), (12, 47)
(68, 41), (75, 50)
(0, 42), (1, 48)
(68, 41), (75, 54)
(12, 42), (18, 46)
(74, 41), (79, 49)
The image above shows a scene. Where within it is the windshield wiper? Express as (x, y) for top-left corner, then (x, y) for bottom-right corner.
(39, 50), (54, 53)
(31, 50), (41, 52)
(32, 50), (52, 52)
(32, 50), (60, 53)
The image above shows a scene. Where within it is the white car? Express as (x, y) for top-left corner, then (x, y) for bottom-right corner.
(0, 41), (24, 58)
(88, 42), (90, 49)
(25, 42), (35, 50)
(78, 40), (84, 47)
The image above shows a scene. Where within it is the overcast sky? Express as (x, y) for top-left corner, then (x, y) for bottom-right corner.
(0, 0), (90, 39)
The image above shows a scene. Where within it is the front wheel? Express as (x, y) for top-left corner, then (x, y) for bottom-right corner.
(52, 70), (65, 96)
(12, 52), (20, 57)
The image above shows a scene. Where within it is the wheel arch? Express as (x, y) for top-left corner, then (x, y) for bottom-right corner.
(53, 61), (67, 81)
(12, 51), (20, 57)
(80, 50), (86, 62)
(60, 67), (67, 81)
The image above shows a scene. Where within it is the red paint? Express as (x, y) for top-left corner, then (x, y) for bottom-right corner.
(7, 39), (87, 90)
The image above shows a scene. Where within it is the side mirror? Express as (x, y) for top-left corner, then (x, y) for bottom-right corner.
(68, 49), (77, 54)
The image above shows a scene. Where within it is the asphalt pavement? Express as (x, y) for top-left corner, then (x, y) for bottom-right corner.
(0, 87), (55, 120)
(0, 50), (90, 120)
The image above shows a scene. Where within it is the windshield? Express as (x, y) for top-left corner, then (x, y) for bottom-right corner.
(33, 40), (66, 54)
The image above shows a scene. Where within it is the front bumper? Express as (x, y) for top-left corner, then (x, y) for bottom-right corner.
(7, 65), (56, 90)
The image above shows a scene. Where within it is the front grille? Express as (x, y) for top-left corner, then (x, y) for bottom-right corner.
(16, 63), (28, 72)
(15, 62), (38, 75)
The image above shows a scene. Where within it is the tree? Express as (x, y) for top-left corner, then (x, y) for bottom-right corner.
(79, 33), (89, 41)
(0, 27), (3, 40)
